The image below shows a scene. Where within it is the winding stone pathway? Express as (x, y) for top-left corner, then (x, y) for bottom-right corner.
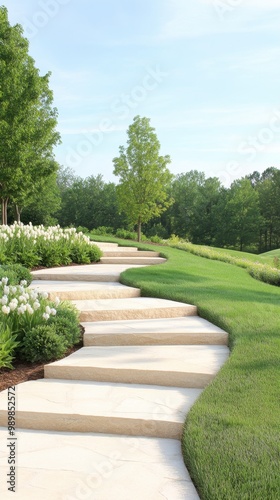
(0, 242), (229, 499)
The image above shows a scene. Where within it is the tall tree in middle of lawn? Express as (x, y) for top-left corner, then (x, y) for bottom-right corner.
(113, 116), (173, 241)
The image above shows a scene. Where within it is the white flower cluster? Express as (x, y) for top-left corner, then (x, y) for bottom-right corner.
(0, 222), (91, 245)
(0, 277), (60, 319)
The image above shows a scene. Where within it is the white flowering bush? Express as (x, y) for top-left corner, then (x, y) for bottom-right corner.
(0, 222), (102, 268)
(0, 277), (81, 368)
(0, 277), (59, 340)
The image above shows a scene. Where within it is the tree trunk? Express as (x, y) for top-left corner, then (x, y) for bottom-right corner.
(137, 217), (142, 242)
(1, 198), (8, 225)
(15, 204), (22, 223)
(264, 229), (268, 251)
(269, 225), (273, 250)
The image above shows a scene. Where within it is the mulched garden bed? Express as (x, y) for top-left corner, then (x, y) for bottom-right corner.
(0, 341), (83, 392)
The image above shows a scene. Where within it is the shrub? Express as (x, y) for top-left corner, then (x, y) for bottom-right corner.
(0, 278), (60, 344)
(49, 302), (81, 348)
(145, 223), (168, 239)
(88, 244), (103, 263)
(76, 226), (90, 235)
(92, 226), (114, 235)
(0, 326), (20, 369)
(249, 263), (280, 286)
(0, 223), (102, 268)
(0, 278), (82, 368)
(273, 256), (280, 269)
(55, 300), (80, 323)
(21, 324), (66, 362)
(150, 235), (162, 243)
(49, 316), (81, 348)
(37, 239), (71, 267)
(0, 268), (18, 285)
(115, 229), (137, 240)
(1, 264), (32, 285)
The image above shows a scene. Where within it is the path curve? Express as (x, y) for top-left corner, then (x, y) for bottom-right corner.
(0, 242), (229, 499)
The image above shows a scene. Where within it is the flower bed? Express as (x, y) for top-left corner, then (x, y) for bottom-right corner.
(0, 223), (102, 268)
(0, 277), (81, 370)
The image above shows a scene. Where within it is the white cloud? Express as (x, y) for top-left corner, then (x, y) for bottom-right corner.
(199, 47), (280, 75)
(159, 0), (280, 40)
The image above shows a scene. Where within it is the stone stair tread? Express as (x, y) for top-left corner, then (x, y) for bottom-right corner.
(72, 297), (196, 312)
(102, 246), (139, 252)
(31, 264), (148, 282)
(0, 379), (202, 438)
(102, 250), (160, 257)
(72, 297), (197, 321)
(30, 281), (140, 300)
(100, 257), (166, 265)
(91, 241), (119, 248)
(45, 345), (229, 387)
(0, 428), (199, 499)
(83, 316), (228, 346)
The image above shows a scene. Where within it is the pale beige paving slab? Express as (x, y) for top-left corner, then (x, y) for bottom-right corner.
(45, 345), (229, 387)
(71, 296), (197, 322)
(31, 264), (148, 282)
(100, 256), (166, 265)
(30, 281), (140, 300)
(91, 241), (119, 248)
(0, 380), (202, 438)
(102, 250), (160, 257)
(83, 316), (228, 346)
(0, 428), (199, 499)
(101, 246), (139, 253)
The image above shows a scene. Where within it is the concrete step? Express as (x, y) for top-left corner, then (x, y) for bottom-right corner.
(102, 250), (160, 257)
(45, 345), (229, 388)
(0, 427), (199, 499)
(0, 379), (202, 439)
(30, 281), (141, 300)
(100, 256), (166, 265)
(102, 246), (139, 253)
(31, 264), (148, 282)
(83, 316), (228, 346)
(91, 241), (119, 249)
(71, 297), (197, 322)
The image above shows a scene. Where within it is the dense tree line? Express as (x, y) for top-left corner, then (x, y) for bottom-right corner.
(16, 165), (280, 253)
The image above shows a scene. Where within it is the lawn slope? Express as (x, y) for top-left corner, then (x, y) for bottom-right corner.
(98, 238), (280, 500)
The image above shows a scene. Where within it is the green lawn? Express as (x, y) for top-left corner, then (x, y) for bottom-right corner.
(91, 234), (280, 500)
(261, 248), (280, 259)
(186, 243), (277, 267)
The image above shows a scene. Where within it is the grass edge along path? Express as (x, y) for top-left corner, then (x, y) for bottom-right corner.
(92, 235), (280, 500)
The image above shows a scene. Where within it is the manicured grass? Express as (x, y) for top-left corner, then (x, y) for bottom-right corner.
(208, 245), (275, 265)
(92, 234), (280, 500)
(261, 248), (280, 259)
(210, 245), (280, 268)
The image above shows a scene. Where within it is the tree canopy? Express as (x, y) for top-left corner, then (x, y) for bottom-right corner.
(0, 6), (60, 224)
(113, 115), (173, 241)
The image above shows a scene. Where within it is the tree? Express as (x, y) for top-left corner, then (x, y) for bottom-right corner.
(257, 168), (280, 251)
(20, 172), (61, 226)
(226, 178), (260, 251)
(57, 173), (124, 230)
(0, 6), (60, 224)
(113, 116), (173, 241)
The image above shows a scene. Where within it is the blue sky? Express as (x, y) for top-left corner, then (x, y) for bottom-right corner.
(4, 0), (280, 186)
